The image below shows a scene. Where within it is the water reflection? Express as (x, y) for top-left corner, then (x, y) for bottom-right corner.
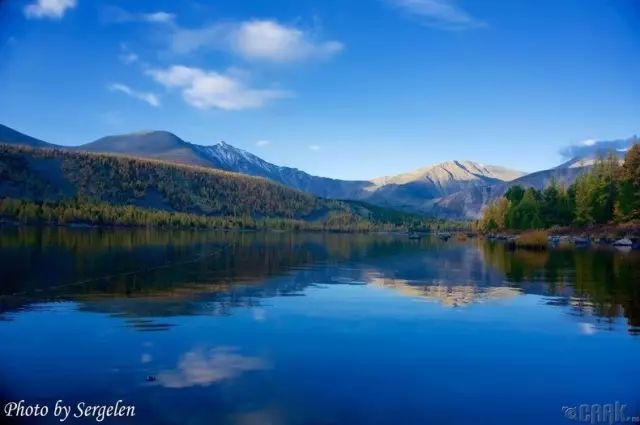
(157, 347), (269, 389)
(480, 241), (640, 334)
(1, 227), (639, 334)
(2, 228), (640, 425)
(369, 277), (521, 307)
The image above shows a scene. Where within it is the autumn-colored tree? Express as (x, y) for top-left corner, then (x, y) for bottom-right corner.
(480, 197), (508, 231)
(615, 143), (640, 221)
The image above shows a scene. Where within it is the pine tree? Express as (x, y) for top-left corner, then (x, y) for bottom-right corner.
(541, 178), (560, 225)
(504, 186), (525, 204)
(509, 188), (542, 229)
(590, 152), (619, 223)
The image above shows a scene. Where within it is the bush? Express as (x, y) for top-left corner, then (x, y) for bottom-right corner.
(515, 230), (549, 250)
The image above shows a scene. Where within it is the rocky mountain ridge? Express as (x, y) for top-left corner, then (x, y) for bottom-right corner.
(1, 123), (634, 218)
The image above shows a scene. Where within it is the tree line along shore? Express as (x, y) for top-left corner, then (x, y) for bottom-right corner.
(477, 144), (640, 249)
(0, 144), (474, 233)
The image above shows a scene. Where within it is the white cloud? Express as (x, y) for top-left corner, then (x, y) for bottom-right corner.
(308, 144), (321, 151)
(170, 24), (227, 54)
(256, 140), (270, 147)
(560, 136), (636, 159)
(387, 0), (486, 30)
(24, 0), (77, 19)
(171, 19), (343, 63)
(143, 12), (175, 24)
(148, 65), (288, 110)
(101, 6), (174, 25)
(109, 83), (160, 107)
(232, 20), (343, 62)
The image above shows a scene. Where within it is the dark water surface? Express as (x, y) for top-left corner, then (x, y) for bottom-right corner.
(1, 228), (639, 425)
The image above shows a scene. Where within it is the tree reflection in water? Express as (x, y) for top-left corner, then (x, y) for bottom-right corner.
(1, 227), (638, 334)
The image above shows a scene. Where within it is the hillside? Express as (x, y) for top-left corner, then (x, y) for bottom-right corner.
(0, 124), (525, 216)
(30, 128), (517, 213)
(3, 123), (634, 219)
(81, 131), (371, 199)
(0, 144), (340, 220)
(434, 166), (590, 218)
(0, 123), (54, 148)
(0, 144), (438, 230)
(77, 130), (524, 212)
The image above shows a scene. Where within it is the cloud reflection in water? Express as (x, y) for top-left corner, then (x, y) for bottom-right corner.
(157, 347), (269, 388)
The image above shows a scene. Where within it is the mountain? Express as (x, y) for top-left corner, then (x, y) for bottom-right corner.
(433, 149), (630, 218)
(0, 124), (525, 216)
(0, 144), (410, 226)
(0, 124), (54, 148)
(81, 131), (371, 199)
(78, 130), (523, 211)
(192, 142), (371, 199)
(371, 160), (523, 188)
(81, 131), (213, 166)
(432, 167), (588, 218)
(3, 123), (632, 219)
(364, 160), (524, 212)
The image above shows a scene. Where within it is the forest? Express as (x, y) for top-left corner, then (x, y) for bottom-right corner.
(479, 144), (640, 232)
(0, 144), (465, 232)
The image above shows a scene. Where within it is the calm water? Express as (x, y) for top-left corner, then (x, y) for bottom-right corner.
(1, 228), (639, 425)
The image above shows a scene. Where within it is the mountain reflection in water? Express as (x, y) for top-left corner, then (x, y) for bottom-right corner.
(1, 227), (640, 425)
(0, 227), (638, 334)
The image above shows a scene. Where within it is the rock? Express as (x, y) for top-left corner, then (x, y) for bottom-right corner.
(613, 238), (633, 247)
(573, 237), (591, 246)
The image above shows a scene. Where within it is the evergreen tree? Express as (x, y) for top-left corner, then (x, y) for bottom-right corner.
(555, 184), (573, 226)
(480, 143), (639, 230)
(615, 143), (640, 220)
(509, 188), (543, 229)
(541, 178), (560, 225)
(590, 152), (619, 223)
(504, 186), (525, 204)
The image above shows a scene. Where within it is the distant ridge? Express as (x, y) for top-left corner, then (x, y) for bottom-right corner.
(2, 123), (634, 218)
(433, 148), (631, 218)
(82, 130), (371, 199)
(81, 131), (213, 166)
(364, 160), (525, 213)
(76, 129), (524, 209)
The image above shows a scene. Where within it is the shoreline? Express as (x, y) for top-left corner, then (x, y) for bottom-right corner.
(0, 219), (418, 235)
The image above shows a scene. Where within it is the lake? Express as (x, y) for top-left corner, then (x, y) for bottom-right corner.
(1, 227), (639, 425)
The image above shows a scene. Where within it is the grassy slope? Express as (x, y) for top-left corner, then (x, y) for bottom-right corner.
(0, 144), (352, 218)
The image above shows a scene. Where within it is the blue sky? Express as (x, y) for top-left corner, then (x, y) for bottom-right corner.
(0, 0), (638, 179)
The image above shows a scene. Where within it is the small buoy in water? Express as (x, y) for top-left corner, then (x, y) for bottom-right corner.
(145, 375), (157, 382)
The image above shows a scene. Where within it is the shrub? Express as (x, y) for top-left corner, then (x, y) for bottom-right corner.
(515, 230), (549, 250)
